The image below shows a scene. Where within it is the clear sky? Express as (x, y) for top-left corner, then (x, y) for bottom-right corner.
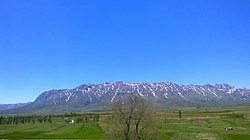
(0, 0), (250, 104)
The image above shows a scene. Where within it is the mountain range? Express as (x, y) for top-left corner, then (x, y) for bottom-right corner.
(1, 82), (250, 114)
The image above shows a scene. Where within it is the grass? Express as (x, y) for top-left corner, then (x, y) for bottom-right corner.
(0, 123), (103, 139)
(158, 107), (250, 140)
(0, 107), (250, 139)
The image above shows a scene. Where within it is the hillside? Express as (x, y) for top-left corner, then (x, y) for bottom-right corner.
(2, 82), (250, 114)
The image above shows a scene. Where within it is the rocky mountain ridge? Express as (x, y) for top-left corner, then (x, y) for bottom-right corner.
(35, 82), (250, 104)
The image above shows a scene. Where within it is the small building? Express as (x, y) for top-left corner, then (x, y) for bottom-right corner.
(69, 120), (75, 124)
(225, 127), (233, 130)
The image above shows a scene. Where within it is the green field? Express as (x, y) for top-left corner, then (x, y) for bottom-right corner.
(158, 108), (250, 140)
(1, 107), (250, 139)
(0, 123), (103, 139)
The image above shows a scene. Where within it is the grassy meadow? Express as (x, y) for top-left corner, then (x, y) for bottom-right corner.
(0, 107), (250, 139)
(158, 107), (250, 140)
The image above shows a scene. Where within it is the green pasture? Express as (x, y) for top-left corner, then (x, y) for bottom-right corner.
(0, 123), (103, 139)
(158, 108), (250, 140)
(0, 107), (250, 139)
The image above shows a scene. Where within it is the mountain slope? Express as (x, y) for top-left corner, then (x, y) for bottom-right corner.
(2, 82), (250, 114)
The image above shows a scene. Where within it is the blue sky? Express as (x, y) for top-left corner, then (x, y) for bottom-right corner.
(0, 0), (250, 103)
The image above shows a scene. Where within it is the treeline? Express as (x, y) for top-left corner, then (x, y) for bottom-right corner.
(62, 113), (100, 123)
(0, 115), (52, 125)
(0, 113), (101, 125)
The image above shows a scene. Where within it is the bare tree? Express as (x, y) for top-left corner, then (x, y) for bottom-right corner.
(111, 95), (161, 140)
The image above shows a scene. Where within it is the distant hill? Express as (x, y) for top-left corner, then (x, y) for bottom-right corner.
(2, 82), (250, 114)
(0, 103), (30, 111)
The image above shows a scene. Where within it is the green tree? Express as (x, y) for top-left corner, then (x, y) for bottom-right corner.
(48, 115), (52, 123)
(0, 116), (3, 125)
(179, 110), (182, 120)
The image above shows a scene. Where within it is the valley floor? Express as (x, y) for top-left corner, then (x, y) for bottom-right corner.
(1, 107), (250, 139)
